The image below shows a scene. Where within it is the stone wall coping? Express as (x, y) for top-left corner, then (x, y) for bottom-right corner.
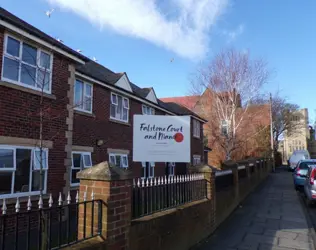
(237, 165), (246, 170)
(77, 161), (133, 181)
(215, 170), (233, 177)
(63, 236), (106, 250)
(190, 164), (216, 173)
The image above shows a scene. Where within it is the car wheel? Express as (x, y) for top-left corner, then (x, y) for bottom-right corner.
(295, 185), (299, 191)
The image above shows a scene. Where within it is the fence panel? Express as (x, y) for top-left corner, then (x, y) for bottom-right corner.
(132, 174), (206, 219)
(238, 166), (247, 180)
(215, 170), (234, 192)
(0, 192), (103, 250)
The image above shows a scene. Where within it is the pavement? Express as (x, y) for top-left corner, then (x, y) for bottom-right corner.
(196, 167), (316, 250)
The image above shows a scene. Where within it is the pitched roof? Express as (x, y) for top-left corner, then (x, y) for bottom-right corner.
(160, 96), (199, 110)
(76, 61), (122, 84)
(0, 7), (205, 122)
(76, 62), (206, 121)
(0, 7), (89, 62)
(162, 102), (207, 122)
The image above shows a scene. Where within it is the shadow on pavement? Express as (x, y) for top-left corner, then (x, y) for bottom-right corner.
(195, 166), (316, 250)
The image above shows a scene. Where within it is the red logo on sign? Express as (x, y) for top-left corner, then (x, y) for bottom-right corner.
(174, 133), (184, 143)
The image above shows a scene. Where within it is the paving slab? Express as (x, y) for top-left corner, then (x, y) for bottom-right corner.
(195, 167), (315, 250)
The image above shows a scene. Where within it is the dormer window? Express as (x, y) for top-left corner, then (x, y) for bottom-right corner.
(142, 105), (155, 115)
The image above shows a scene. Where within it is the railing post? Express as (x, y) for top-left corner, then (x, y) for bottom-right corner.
(232, 165), (239, 200)
(77, 161), (133, 250)
(246, 162), (251, 179)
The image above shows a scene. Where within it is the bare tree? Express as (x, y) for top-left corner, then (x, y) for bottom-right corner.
(254, 92), (304, 156)
(191, 48), (270, 162)
(271, 95), (303, 154)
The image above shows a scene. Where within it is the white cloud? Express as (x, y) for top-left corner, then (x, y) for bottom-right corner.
(47, 0), (229, 60)
(222, 24), (244, 42)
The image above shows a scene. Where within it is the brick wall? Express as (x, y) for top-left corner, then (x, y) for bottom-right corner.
(130, 200), (214, 250)
(129, 159), (270, 250)
(0, 27), (72, 197)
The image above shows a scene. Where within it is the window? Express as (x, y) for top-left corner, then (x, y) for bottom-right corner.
(167, 162), (175, 176)
(2, 34), (52, 93)
(0, 146), (48, 198)
(193, 155), (201, 166)
(193, 119), (200, 138)
(110, 93), (129, 122)
(221, 120), (229, 136)
(71, 152), (92, 185)
(109, 153), (128, 168)
(141, 162), (155, 179)
(142, 105), (155, 115)
(74, 79), (93, 113)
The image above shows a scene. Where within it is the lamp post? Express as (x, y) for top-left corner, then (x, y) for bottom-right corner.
(270, 93), (275, 172)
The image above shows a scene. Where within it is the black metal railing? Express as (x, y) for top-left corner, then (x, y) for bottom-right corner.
(238, 167), (247, 180)
(0, 192), (103, 250)
(250, 164), (254, 173)
(215, 171), (234, 192)
(132, 174), (207, 219)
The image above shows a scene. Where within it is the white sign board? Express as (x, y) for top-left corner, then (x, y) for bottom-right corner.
(133, 115), (191, 162)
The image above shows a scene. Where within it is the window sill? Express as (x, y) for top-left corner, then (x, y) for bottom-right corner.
(74, 109), (96, 118)
(70, 184), (80, 190)
(193, 135), (201, 139)
(109, 118), (130, 126)
(0, 80), (56, 100)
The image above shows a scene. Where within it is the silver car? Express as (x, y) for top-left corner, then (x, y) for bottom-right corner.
(303, 164), (316, 206)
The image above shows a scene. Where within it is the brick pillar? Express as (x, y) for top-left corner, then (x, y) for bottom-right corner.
(244, 163), (250, 179)
(191, 164), (216, 231)
(77, 161), (133, 250)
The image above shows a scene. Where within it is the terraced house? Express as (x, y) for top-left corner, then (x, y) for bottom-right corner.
(0, 7), (206, 202)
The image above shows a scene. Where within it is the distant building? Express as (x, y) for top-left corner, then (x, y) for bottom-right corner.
(161, 90), (271, 167)
(283, 108), (310, 161)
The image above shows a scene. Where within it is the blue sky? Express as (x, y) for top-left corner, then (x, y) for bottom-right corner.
(2, 0), (316, 123)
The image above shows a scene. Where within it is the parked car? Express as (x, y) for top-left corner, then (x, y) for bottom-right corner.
(289, 150), (310, 171)
(293, 160), (316, 190)
(303, 163), (316, 206)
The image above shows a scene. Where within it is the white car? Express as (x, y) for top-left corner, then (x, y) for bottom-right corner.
(289, 150), (310, 171)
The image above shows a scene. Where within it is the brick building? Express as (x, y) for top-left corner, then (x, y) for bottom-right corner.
(0, 7), (206, 201)
(161, 90), (271, 167)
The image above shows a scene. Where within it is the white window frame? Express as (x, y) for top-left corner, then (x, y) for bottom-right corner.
(167, 162), (175, 176)
(193, 119), (201, 138)
(74, 79), (93, 113)
(1, 33), (53, 94)
(142, 105), (155, 115)
(141, 162), (155, 179)
(193, 155), (201, 166)
(70, 151), (92, 186)
(0, 145), (49, 199)
(220, 120), (229, 136)
(110, 93), (129, 123)
(109, 153), (129, 168)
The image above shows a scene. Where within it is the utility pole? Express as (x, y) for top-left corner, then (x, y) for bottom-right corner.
(270, 93), (275, 172)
